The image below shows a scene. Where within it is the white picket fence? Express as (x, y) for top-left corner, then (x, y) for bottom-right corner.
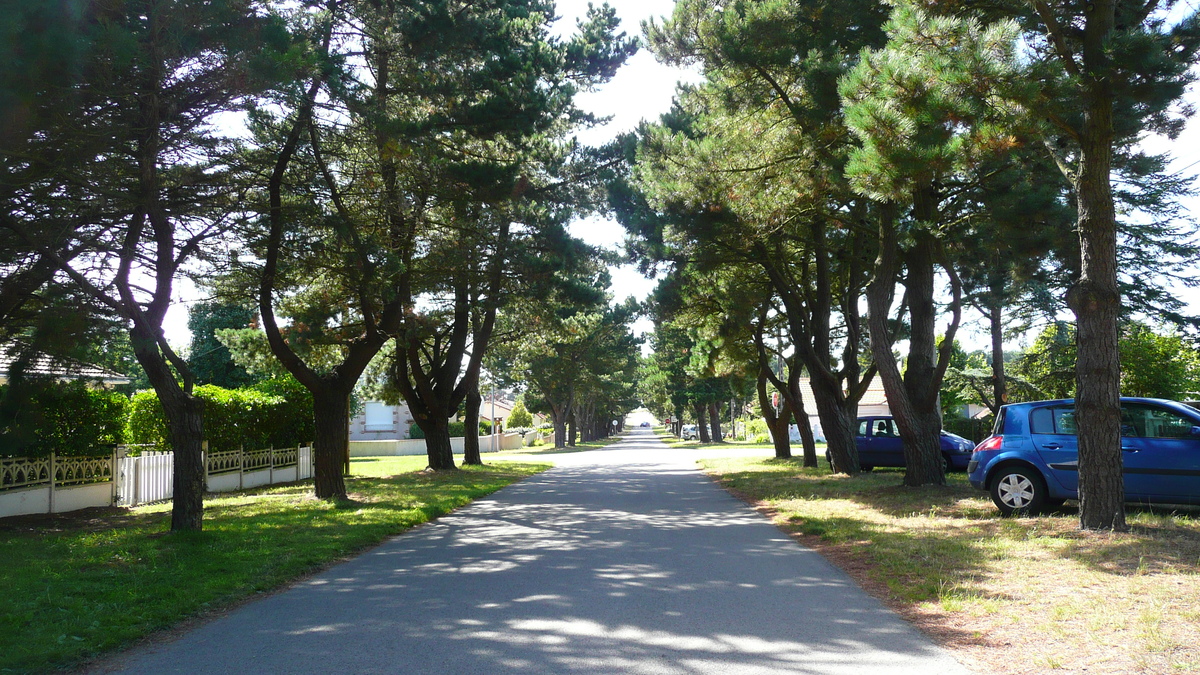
(117, 444), (314, 507)
(116, 451), (174, 507)
(0, 444), (314, 517)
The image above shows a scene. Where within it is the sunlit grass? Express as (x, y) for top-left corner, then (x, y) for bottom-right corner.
(0, 456), (548, 673)
(701, 456), (1200, 674)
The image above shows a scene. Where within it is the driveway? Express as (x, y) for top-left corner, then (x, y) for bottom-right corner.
(92, 428), (970, 674)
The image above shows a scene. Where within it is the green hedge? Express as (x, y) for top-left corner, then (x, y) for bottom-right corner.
(126, 380), (313, 453)
(0, 380), (128, 457)
(943, 416), (994, 444)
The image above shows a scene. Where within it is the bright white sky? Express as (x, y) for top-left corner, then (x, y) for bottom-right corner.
(163, 1), (1200, 357)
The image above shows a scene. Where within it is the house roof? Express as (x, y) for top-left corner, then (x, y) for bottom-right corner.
(480, 398), (517, 419)
(0, 345), (130, 385)
(795, 377), (889, 408)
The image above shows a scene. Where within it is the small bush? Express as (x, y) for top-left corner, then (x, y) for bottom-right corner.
(746, 418), (769, 439)
(0, 380), (128, 457)
(507, 399), (533, 428)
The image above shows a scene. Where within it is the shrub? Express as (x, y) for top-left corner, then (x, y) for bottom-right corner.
(126, 381), (314, 453)
(746, 418), (769, 439)
(0, 380), (128, 457)
(250, 377), (316, 448)
(507, 399), (533, 428)
(943, 416), (994, 444)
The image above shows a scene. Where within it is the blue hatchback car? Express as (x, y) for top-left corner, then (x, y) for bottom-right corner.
(825, 416), (976, 472)
(969, 398), (1200, 515)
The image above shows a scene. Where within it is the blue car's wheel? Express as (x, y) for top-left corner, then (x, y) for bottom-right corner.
(990, 465), (1048, 516)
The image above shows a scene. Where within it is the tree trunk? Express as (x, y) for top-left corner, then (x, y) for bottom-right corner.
(707, 401), (723, 443)
(770, 406), (793, 459)
(693, 402), (710, 443)
(814, 392), (859, 474)
(568, 410), (577, 447)
(130, 326), (206, 531)
(159, 388), (205, 531)
(463, 380), (483, 466)
(988, 282), (1007, 415)
(793, 404), (817, 467)
(311, 389), (351, 498)
(787, 371), (826, 469)
(1070, 1), (1125, 530)
(805, 362), (859, 474)
(552, 409), (568, 449)
(758, 366), (792, 459)
(896, 231), (948, 485)
(420, 415), (457, 470)
(578, 402), (594, 443)
(866, 208), (951, 485)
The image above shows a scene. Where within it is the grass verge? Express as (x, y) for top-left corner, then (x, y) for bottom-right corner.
(0, 456), (548, 673)
(700, 455), (1200, 674)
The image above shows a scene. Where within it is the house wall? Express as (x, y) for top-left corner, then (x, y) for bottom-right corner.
(349, 401), (414, 441)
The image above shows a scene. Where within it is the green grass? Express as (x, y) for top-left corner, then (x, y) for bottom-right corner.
(0, 456), (548, 673)
(700, 455), (1200, 674)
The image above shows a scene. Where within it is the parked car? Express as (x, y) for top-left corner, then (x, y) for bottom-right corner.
(968, 397), (1200, 515)
(680, 424), (698, 440)
(824, 416), (975, 472)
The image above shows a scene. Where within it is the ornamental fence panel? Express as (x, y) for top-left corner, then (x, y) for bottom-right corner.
(2, 443), (313, 516)
(0, 451), (118, 518)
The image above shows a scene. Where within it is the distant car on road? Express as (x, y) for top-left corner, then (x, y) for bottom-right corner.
(969, 397), (1200, 515)
(640, 421), (650, 427)
(825, 416), (975, 472)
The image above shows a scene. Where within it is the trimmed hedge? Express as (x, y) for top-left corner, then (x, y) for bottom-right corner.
(126, 380), (313, 454)
(943, 416), (994, 444)
(0, 380), (128, 457)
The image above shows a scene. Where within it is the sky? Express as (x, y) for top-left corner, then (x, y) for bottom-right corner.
(162, 0), (1200, 357)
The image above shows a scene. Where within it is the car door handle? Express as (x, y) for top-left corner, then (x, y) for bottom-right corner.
(1042, 443), (1062, 450)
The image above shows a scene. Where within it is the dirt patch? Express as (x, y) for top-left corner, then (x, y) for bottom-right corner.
(0, 506), (153, 533)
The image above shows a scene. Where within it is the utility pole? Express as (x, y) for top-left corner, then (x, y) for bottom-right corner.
(490, 361), (497, 453)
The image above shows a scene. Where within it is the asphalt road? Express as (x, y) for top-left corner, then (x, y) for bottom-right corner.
(91, 428), (971, 674)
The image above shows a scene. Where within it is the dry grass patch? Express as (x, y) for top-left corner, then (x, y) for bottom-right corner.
(701, 456), (1200, 675)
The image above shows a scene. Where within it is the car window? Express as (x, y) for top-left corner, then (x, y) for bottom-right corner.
(1030, 408), (1053, 434)
(857, 420), (869, 436)
(1054, 409), (1078, 434)
(1031, 407), (1077, 435)
(993, 407), (1006, 435)
(885, 419), (900, 436)
(1121, 404), (1198, 439)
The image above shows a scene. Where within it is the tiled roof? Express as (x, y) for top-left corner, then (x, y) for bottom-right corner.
(0, 345), (130, 384)
(795, 377), (889, 407)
